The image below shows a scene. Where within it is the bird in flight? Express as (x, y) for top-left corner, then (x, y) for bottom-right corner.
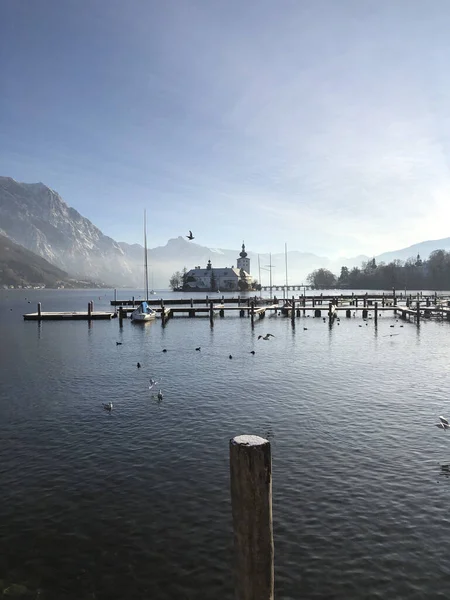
(258, 334), (275, 340)
(186, 230), (194, 240)
(436, 416), (450, 430)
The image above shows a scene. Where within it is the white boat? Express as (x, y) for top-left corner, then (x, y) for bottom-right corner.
(131, 301), (156, 322)
(131, 210), (156, 323)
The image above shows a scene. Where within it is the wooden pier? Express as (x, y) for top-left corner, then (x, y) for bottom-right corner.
(24, 302), (114, 321)
(23, 293), (450, 325)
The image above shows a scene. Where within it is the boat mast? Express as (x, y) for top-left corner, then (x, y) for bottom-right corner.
(144, 209), (149, 301)
(285, 242), (288, 299)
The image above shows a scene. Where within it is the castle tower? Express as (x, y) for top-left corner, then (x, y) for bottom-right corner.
(236, 242), (250, 274)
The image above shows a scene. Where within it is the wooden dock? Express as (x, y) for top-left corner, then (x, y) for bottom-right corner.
(23, 302), (114, 321)
(24, 311), (114, 321)
(23, 294), (450, 325)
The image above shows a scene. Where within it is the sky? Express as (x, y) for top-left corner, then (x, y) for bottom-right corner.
(2, 0), (450, 258)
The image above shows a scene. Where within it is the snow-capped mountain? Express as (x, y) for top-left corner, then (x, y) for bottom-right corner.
(0, 177), (136, 285)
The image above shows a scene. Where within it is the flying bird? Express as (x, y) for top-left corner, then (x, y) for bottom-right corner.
(436, 416), (450, 430)
(250, 350), (256, 355)
(116, 342), (122, 346)
(258, 334), (275, 340)
(195, 347), (201, 351)
(186, 230), (194, 240)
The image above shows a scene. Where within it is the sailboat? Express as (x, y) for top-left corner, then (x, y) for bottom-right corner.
(131, 210), (157, 322)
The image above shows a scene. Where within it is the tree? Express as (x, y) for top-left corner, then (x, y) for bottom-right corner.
(181, 266), (188, 289)
(169, 271), (182, 291)
(306, 268), (337, 289)
(338, 266), (349, 286)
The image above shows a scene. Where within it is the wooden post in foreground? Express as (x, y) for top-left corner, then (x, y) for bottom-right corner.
(374, 302), (378, 325)
(88, 302), (92, 319)
(209, 301), (214, 326)
(37, 302), (42, 319)
(230, 435), (274, 600)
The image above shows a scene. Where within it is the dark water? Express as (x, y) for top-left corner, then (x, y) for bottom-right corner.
(2, 288), (450, 599)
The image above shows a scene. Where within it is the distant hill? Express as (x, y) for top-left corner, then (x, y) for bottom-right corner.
(0, 233), (69, 286)
(0, 234), (102, 288)
(375, 237), (450, 265)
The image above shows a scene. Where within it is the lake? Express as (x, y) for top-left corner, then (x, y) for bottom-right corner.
(1, 288), (450, 599)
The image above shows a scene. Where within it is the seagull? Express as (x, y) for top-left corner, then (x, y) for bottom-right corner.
(195, 347), (201, 351)
(258, 334), (275, 340)
(103, 402), (113, 411)
(186, 230), (194, 240)
(149, 378), (159, 390)
(137, 362), (141, 368)
(436, 416), (450, 430)
(116, 342), (122, 346)
(157, 390), (163, 401)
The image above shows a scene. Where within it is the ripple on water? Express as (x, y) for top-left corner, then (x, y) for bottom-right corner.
(2, 290), (450, 598)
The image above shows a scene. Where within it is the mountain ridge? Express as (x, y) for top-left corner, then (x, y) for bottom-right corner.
(1, 176), (449, 286)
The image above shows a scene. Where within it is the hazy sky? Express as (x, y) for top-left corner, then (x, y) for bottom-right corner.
(2, 0), (450, 257)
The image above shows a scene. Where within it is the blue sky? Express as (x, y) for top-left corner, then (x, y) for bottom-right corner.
(2, 0), (450, 257)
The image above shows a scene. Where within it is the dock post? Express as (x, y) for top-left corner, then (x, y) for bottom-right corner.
(346, 309), (351, 318)
(161, 299), (165, 325)
(382, 293), (385, 307)
(363, 296), (367, 308)
(119, 307), (124, 327)
(251, 301), (255, 325)
(374, 302), (378, 325)
(328, 302), (333, 319)
(132, 296), (135, 306)
(392, 287), (396, 306)
(88, 302), (92, 319)
(312, 297), (315, 308)
(291, 297), (295, 323)
(209, 301), (214, 326)
(37, 302), (42, 320)
(416, 301), (420, 324)
(355, 297), (358, 308)
(230, 435), (274, 600)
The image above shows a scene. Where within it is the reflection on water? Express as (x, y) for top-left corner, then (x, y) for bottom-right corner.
(2, 289), (450, 599)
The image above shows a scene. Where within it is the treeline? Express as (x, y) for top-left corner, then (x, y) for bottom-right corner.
(307, 250), (450, 290)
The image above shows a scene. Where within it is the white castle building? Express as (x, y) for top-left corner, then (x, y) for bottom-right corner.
(184, 243), (252, 291)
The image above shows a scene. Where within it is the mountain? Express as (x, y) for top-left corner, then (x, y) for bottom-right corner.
(2, 176), (449, 288)
(375, 237), (450, 265)
(0, 176), (357, 287)
(0, 233), (66, 287)
(0, 176), (136, 286)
